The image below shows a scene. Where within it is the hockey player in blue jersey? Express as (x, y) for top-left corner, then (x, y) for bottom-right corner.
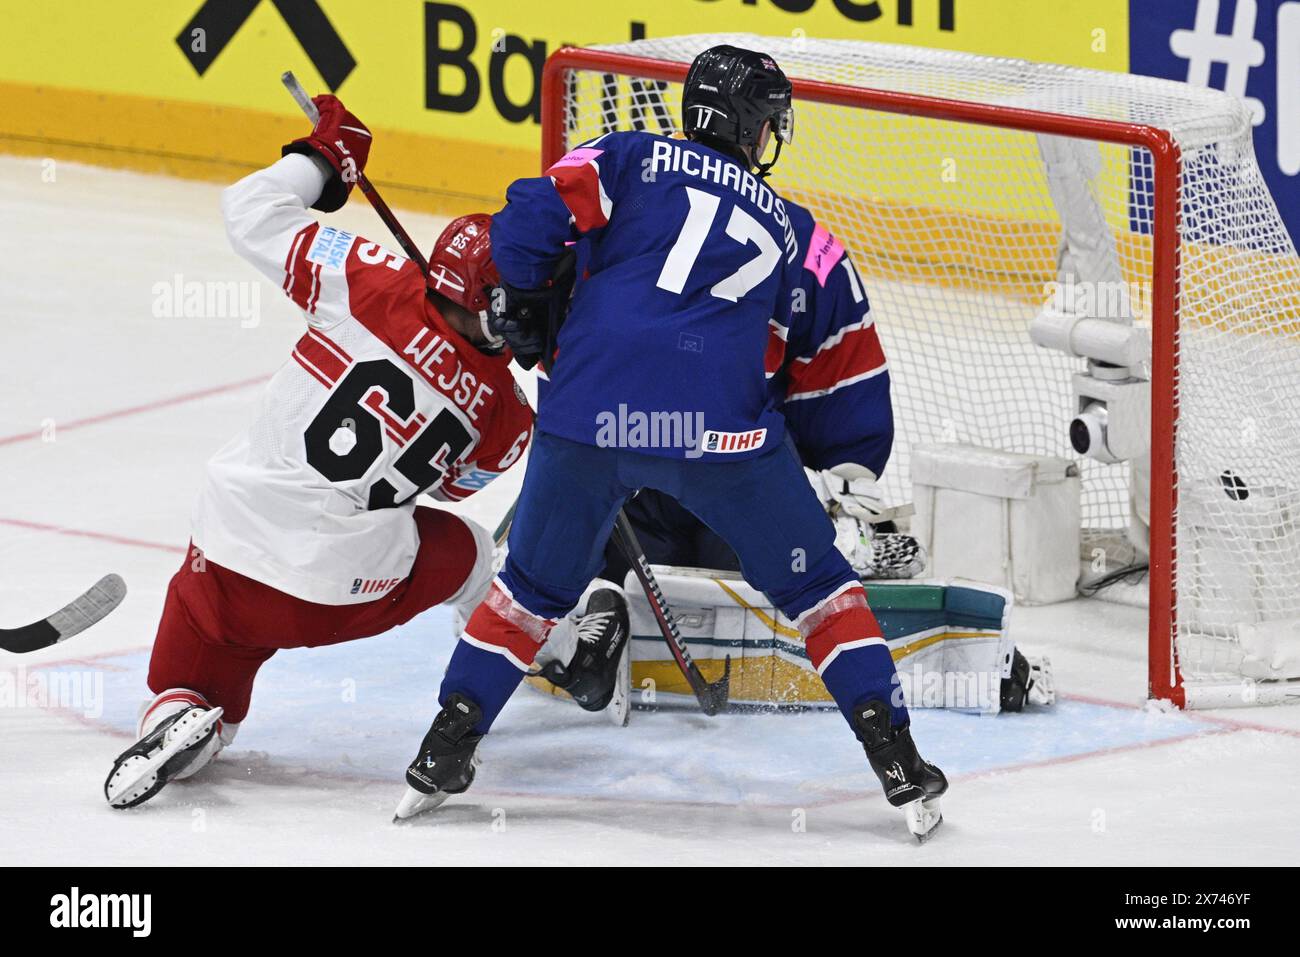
(533, 196), (928, 719)
(588, 194), (925, 581)
(539, 195), (1047, 716)
(397, 45), (947, 839)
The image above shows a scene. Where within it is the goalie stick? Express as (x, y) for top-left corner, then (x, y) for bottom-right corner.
(281, 71), (730, 716)
(0, 574), (127, 654)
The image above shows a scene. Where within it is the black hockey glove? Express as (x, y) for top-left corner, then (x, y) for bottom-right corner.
(487, 283), (551, 370)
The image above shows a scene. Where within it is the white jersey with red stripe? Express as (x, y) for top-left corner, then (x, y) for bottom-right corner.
(191, 154), (533, 605)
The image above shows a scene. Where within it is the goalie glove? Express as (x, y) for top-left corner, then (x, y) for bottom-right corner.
(833, 514), (928, 580)
(819, 463), (889, 523)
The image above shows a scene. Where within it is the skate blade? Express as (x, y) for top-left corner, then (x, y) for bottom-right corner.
(104, 706), (223, 808)
(904, 796), (943, 844)
(607, 642), (631, 728)
(392, 785), (451, 823)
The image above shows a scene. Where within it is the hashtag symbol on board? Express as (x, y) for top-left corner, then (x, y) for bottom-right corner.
(1169, 0), (1267, 124)
(1280, 3), (1300, 175)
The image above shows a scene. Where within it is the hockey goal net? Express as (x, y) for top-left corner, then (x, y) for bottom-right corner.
(540, 34), (1300, 708)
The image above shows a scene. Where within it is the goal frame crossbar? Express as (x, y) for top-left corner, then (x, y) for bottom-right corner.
(540, 46), (1186, 707)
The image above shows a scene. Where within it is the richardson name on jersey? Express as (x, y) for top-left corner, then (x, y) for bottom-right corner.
(647, 139), (798, 262)
(402, 326), (495, 422)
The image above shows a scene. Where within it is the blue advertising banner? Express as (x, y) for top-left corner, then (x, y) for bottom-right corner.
(1129, 0), (1300, 246)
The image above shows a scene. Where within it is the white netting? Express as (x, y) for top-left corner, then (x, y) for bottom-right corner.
(556, 34), (1300, 700)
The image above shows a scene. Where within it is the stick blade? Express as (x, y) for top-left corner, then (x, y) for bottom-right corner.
(0, 573), (127, 654)
(48, 573), (127, 641)
(701, 655), (731, 715)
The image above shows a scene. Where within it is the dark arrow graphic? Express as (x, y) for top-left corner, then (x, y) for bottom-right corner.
(176, 0), (356, 91)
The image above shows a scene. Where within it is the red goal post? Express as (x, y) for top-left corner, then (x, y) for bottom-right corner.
(539, 43), (1187, 706)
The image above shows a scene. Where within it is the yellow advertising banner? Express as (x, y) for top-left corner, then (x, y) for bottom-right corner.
(0, 0), (1130, 214)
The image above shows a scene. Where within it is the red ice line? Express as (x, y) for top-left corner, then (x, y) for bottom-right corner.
(0, 373), (271, 447)
(0, 517), (183, 555)
(0, 374), (272, 553)
(20, 651), (1300, 815)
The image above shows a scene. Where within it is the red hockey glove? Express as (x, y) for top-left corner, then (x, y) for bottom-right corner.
(282, 94), (372, 212)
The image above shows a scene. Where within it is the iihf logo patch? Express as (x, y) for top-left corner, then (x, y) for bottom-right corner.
(352, 576), (401, 596)
(701, 428), (767, 454)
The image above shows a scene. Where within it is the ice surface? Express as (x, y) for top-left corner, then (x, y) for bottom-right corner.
(2, 157), (1298, 866)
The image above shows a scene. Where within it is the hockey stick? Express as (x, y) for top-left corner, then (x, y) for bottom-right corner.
(281, 71), (429, 274)
(282, 71), (727, 715)
(612, 511), (731, 716)
(492, 498), (518, 548)
(0, 574), (127, 654)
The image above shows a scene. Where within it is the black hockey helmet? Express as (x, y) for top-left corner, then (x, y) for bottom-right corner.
(682, 44), (794, 176)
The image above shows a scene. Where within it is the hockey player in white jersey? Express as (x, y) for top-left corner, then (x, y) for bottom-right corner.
(104, 95), (534, 809)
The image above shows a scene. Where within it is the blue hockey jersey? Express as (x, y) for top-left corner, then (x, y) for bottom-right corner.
(773, 201), (893, 477)
(491, 131), (802, 461)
